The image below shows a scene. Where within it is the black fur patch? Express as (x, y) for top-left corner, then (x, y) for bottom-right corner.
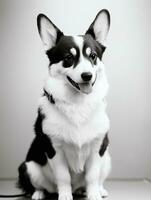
(17, 162), (35, 194)
(34, 108), (45, 136)
(26, 134), (56, 165)
(43, 89), (55, 104)
(83, 34), (106, 62)
(99, 133), (109, 157)
(46, 36), (80, 68)
(85, 27), (96, 40)
(25, 108), (56, 166)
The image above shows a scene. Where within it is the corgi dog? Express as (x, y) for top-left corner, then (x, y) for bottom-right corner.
(18, 9), (111, 200)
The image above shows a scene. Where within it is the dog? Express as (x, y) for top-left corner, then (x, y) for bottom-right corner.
(18, 9), (111, 200)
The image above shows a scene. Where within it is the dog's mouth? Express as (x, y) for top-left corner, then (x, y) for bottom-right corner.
(67, 76), (96, 94)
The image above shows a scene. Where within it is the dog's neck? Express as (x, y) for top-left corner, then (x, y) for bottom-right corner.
(43, 74), (108, 126)
(44, 77), (83, 104)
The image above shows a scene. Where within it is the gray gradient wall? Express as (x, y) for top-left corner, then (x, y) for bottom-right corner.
(0, 0), (151, 179)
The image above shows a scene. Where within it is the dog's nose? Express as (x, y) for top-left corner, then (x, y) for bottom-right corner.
(81, 72), (92, 81)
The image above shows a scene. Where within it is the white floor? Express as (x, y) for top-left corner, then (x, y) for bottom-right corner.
(106, 180), (151, 200)
(0, 180), (151, 200)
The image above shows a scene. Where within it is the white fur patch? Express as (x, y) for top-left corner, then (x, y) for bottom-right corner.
(26, 161), (56, 193)
(86, 47), (91, 56)
(72, 36), (84, 56)
(32, 190), (45, 200)
(70, 48), (76, 56)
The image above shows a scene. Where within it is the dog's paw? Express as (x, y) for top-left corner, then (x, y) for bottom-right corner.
(32, 190), (45, 200)
(100, 187), (108, 198)
(58, 193), (73, 200)
(87, 191), (103, 200)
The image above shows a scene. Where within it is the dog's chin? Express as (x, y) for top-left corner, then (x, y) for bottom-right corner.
(67, 76), (96, 95)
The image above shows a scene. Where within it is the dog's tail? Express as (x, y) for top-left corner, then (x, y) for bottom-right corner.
(17, 162), (35, 195)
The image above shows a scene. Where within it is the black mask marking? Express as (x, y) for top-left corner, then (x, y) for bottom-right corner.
(46, 35), (105, 69)
(83, 34), (106, 63)
(46, 36), (80, 68)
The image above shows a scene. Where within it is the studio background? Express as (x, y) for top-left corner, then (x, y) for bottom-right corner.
(0, 0), (151, 179)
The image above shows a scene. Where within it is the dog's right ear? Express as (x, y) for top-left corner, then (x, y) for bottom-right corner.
(37, 14), (63, 51)
(85, 9), (110, 45)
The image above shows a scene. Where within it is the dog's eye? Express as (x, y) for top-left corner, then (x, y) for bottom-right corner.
(64, 54), (74, 62)
(89, 52), (97, 61)
(63, 54), (74, 68)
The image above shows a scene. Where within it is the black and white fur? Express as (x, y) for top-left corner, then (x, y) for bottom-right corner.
(18, 10), (111, 200)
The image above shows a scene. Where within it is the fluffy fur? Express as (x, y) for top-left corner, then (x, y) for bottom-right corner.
(18, 9), (111, 200)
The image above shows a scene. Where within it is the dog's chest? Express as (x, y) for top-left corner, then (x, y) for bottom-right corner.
(42, 98), (109, 146)
(62, 142), (91, 173)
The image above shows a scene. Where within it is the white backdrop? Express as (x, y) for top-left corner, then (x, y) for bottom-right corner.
(0, 0), (151, 179)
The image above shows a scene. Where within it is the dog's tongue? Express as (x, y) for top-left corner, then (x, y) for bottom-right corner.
(79, 83), (92, 94)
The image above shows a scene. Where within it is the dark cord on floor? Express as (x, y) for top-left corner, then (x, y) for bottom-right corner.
(0, 193), (27, 198)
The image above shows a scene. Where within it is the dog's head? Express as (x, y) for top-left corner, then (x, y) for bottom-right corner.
(37, 10), (110, 95)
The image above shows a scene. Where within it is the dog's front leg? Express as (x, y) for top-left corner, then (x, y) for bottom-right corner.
(48, 150), (72, 200)
(85, 153), (103, 200)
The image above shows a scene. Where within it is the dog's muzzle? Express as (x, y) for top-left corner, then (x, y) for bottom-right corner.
(67, 76), (96, 94)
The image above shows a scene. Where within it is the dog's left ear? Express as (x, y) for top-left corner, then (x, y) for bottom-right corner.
(85, 9), (110, 45)
(37, 14), (63, 51)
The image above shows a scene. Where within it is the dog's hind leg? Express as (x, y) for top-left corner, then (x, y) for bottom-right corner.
(28, 161), (57, 199)
(18, 161), (55, 200)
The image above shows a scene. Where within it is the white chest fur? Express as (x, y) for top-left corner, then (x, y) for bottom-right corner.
(63, 143), (91, 173)
(41, 94), (109, 147)
(61, 137), (105, 173)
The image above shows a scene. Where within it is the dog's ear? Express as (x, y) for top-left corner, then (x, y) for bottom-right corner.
(85, 9), (110, 45)
(37, 14), (63, 51)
